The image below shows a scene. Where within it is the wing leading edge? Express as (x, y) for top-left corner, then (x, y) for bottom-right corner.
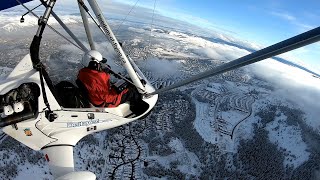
(0, 0), (35, 11)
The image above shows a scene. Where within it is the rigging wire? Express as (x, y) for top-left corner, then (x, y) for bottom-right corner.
(16, 0), (83, 51)
(114, 0), (140, 34)
(144, 0), (157, 61)
(77, 0), (104, 33)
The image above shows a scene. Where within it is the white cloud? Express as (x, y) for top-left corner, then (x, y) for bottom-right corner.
(270, 11), (296, 21)
(138, 58), (182, 79)
(269, 10), (316, 32)
(279, 45), (320, 75)
(166, 31), (250, 61)
(249, 59), (320, 131)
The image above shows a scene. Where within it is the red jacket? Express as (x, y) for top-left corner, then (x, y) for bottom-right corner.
(78, 68), (128, 107)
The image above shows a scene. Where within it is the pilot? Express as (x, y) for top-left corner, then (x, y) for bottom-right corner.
(77, 50), (142, 108)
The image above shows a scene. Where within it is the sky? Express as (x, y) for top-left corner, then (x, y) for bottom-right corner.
(2, 0), (320, 74)
(113, 0), (320, 74)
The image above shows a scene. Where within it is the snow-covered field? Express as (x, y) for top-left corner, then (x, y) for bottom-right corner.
(266, 113), (310, 168)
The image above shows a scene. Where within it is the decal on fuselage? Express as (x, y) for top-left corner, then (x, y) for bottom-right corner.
(87, 126), (97, 132)
(24, 128), (33, 136)
(67, 119), (100, 128)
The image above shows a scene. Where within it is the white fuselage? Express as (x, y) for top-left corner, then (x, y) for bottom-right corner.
(1, 54), (158, 150)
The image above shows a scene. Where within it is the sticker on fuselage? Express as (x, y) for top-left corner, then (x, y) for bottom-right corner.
(24, 128), (33, 136)
(87, 126), (97, 132)
(67, 119), (100, 128)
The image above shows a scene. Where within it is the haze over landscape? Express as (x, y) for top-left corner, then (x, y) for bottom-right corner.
(0, 0), (319, 179)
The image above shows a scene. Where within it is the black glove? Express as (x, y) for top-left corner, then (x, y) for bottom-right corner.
(101, 57), (108, 63)
(113, 72), (122, 79)
(140, 79), (146, 85)
(105, 68), (121, 79)
(102, 64), (112, 73)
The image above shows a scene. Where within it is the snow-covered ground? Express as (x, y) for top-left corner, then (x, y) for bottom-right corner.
(0, 67), (12, 80)
(193, 100), (216, 144)
(266, 113), (310, 168)
(14, 162), (52, 180)
(147, 138), (202, 177)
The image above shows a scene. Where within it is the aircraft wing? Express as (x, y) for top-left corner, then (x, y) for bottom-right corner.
(0, 0), (35, 11)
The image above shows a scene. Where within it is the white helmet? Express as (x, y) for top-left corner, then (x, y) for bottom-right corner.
(82, 50), (103, 66)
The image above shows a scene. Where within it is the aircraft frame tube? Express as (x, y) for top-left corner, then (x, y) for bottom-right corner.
(29, 0), (56, 67)
(128, 56), (148, 81)
(51, 11), (88, 52)
(149, 26), (320, 95)
(36, 0), (56, 37)
(78, 1), (96, 50)
(87, 0), (146, 92)
(0, 112), (35, 128)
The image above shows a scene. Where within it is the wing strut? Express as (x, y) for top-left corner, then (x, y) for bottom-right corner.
(148, 26), (320, 95)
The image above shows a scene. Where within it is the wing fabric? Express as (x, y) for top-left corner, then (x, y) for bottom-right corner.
(0, 0), (35, 11)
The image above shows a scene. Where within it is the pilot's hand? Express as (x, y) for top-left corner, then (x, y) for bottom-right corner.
(113, 72), (121, 79)
(101, 58), (108, 63)
(102, 64), (112, 73)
